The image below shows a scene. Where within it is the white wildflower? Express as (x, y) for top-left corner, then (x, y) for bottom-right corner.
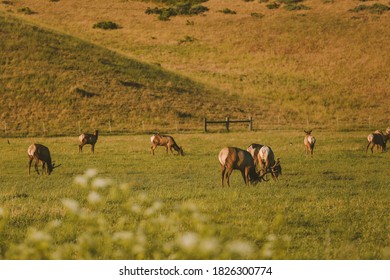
(74, 175), (88, 187)
(199, 238), (219, 254)
(177, 232), (199, 251)
(84, 168), (98, 178)
(87, 191), (102, 204)
(30, 230), (52, 242)
(112, 231), (134, 241)
(227, 240), (254, 257)
(92, 177), (113, 189)
(62, 199), (80, 214)
(131, 204), (141, 214)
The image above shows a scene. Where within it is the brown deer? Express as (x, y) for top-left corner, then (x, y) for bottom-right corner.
(79, 130), (99, 153)
(257, 145), (282, 181)
(218, 147), (267, 187)
(246, 143), (263, 165)
(150, 133), (184, 156)
(366, 131), (386, 153)
(28, 144), (60, 175)
(304, 130), (316, 156)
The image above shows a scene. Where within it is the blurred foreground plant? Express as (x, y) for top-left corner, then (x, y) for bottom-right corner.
(1, 169), (289, 259)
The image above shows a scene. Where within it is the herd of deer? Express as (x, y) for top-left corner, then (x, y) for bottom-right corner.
(27, 127), (389, 187)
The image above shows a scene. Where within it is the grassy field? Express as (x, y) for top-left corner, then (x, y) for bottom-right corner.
(0, 131), (389, 259)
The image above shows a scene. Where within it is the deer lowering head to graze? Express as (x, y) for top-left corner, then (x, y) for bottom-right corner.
(27, 144), (60, 176)
(304, 130), (316, 156)
(218, 147), (267, 187)
(257, 146), (282, 181)
(79, 129), (99, 153)
(246, 143), (263, 164)
(150, 133), (184, 156)
(366, 131), (386, 153)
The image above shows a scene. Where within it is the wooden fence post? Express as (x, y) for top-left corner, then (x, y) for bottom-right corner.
(203, 118), (207, 133)
(249, 116), (253, 131)
(226, 117), (230, 132)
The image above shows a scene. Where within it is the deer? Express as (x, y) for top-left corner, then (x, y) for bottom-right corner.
(79, 129), (99, 153)
(150, 133), (184, 156)
(28, 143), (60, 176)
(366, 131), (386, 153)
(257, 145), (282, 181)
(304, 130), (316, 156)
(218, 147), (268, 187)
(246, 143), (263, 165)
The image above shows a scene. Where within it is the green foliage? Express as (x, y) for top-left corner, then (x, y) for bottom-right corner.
(284, 4), (311, 11)
(349, 3), (390, 14)
(17, 7), (34, 15)
(145, 0), (209, 20)
(266, 2), (280, 9)
(277, 0), (303, 4)
(92, 21), (120, 30)
(218, 8), (237, 15)
(251, 12), (265, 19)
(178, 35), (196, 45)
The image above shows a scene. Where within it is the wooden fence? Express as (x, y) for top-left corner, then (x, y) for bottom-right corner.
(203, 116), (253, 132)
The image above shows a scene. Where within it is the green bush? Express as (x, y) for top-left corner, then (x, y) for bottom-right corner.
(17, 7), (34, 15)
(266, 2), (280, 9)
(218, 8), (237, 14)
(284, 4), (311, 11)
(92, 21), (120, 30)
(251, 12), (265, 18)
(349, 3), (390, 14)
(145, 4), (208, 20)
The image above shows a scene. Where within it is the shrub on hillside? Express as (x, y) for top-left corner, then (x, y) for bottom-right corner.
(218, 8), (237, 14)
(93, 21), (120, 30)
(349, 3), (390, 14)
(266, 2), (280, 9)
(145, 0), (209, 20)
(284, 4), (311, 11)
(17, 7), (34, 15)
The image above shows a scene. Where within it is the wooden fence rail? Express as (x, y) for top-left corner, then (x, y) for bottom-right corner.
(203, 116), (253, 132)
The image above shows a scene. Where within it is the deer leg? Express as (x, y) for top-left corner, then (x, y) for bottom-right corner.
(366, 142), (371, 154)
(221, 167), (226, 187)
(79, 144), (83, 153)
(42, 162), (46, 175)
(226, 169), (233, 187)
(28, 158), (33, 176)
(34, 160), (40, 175)
(91, 144), (95, 154)
(242, 168), (249, 186)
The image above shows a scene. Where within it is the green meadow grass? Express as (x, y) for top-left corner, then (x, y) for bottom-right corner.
(0, 131), (388, 259)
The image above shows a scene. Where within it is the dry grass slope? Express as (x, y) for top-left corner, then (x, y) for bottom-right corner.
(0, 0), (389, 134)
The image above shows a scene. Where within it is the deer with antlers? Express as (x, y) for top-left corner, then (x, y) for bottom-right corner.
(257, 145), (282, 181)
(304, 130), (316, 156)
(79, 129), (99, 153)
(150, 133), (184, 156)
(218, 147), (268, 187)
(28, 144), (60, 175)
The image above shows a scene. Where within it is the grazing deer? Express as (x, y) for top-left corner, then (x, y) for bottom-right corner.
(79, 129), (99, 153)
(246, 143), (263, 164)
(150, 133), (184, 156)
(366, 131), (386, 153)
(28, 144), (60, 175)
(304, 130), (316, 156)
(218, 147), (267, 187)
(257, 146), (282, 181)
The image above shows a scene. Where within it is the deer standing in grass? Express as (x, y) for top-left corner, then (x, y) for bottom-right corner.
(366, 130), (387, 153)
(150, 133), (184, 156)
(304, 130), (316, 156)
(79, 129), (99, 153)
(28, 144), (60, 175)
(218, 147), (267, 187)
(257, 146), (282, 181)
